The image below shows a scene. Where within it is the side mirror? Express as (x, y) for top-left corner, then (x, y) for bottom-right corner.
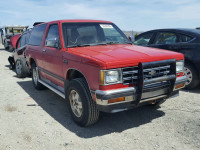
(128, 35), (135, 43)
(45, 38), (60, 48)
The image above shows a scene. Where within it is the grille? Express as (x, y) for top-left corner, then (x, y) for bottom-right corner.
(122, 66), (138, 85)
(143, 65), (171, 81)
(122, 62), (172, 85)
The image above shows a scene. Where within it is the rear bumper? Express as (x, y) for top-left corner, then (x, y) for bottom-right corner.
(95, 76), (186, 112)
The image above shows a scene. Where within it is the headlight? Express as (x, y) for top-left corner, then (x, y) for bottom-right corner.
(176, 60), (184, 73)
(100, 69), (122, 85)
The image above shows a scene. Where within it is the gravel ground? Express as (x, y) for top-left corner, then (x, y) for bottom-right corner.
(0, 43), (200, 150)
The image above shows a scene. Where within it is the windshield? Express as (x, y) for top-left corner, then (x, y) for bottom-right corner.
(62, 23), (131, 47)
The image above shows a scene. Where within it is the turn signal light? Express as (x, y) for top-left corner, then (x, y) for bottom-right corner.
(108, 97), (125, 104)
(175, 83), (185, 89)
(100, 70), (105, 85)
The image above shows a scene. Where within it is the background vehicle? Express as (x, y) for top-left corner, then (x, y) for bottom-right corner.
(1, 25), (28, 50)
(134, 29), (200, 89)
(9, 31), (31, 77)
(10, 34), (21, 50)
(26, 20), (186, 126)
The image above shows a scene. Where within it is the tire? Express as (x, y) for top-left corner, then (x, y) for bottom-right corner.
(66, 78), (99, 126)
(184, 63), (199, 90)
(4, 41), (9, 50)
(15, 59), (29, 78)
(8, 56), (15, 70)
(31, 63), (45, 90)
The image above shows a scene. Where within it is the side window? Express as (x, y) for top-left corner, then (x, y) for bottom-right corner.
(45, 24), (59, 48)
(155, 32), (177, 44)
(133, 32), (154, 46)
(25, 32), (31, 45)
(181, 34), (193, 42)
(20, 34), (27, 47)
(29, 24), (47, 46)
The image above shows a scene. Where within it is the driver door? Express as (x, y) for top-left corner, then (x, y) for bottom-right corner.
(42, 24), (64, 88)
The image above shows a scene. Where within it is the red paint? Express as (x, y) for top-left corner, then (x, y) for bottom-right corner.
(10, 34), (21, 49)
(26, 20), (184, 94)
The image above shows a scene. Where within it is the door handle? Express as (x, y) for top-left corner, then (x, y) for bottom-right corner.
(63, 59), (68, 64)
(42, 49), (46, 52)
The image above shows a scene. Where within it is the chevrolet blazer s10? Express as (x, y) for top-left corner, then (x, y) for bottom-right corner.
(26, 20), (187, 126)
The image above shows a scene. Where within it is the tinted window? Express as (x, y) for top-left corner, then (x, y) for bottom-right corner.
(134, 32), (154, 46)
(29, 24), (47, 46)
(181, 34), (193, 42)
(25, 32), (30, 44)
(20, 34), (26, 47)
(155, 32), (177, 44)
(16, 38), (21, 49)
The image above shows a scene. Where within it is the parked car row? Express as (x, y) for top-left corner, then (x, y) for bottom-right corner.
(0, 25), (29, 50)
(133, 29), (200, 89)
(7, 20), (187, 126)
(8, 22), (44, 77)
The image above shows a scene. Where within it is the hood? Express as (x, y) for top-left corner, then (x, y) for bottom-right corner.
(69, 44), (184, 69)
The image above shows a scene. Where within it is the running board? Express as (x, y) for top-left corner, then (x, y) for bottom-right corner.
(38, 79), (65, 99)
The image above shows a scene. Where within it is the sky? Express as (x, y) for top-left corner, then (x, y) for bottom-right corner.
(0, 0), (200, 31)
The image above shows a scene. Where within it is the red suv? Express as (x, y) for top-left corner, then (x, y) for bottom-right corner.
(26, 20), (186, 126)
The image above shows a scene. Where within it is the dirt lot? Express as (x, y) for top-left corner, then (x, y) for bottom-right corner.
(0, 43), (200, 150)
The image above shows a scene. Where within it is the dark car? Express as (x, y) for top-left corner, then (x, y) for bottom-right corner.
(133, 28), (200, 89)
(8, 31), (31, 78)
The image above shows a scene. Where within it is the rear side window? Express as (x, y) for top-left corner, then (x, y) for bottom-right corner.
(155, 32), (177, 44)
(181, 34), (193, 42)
(134, 32), (154, 46)
(29, 24), (47, 46)
(20, 32), (31, 47)
(20, 34), (26, 47)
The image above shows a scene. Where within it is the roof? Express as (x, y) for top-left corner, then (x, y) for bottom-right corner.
(36, 19), (112, 26)
(146, 28), (200, 36)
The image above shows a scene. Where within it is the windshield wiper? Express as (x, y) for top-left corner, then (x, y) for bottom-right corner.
(91, 43), (107, 46)
(77, 44), (91, 47)
(106, 41), (120, 45)
(67, 44), (91, 48)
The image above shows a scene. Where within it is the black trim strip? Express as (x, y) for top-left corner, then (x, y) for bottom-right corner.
(38, 67), (65, 82)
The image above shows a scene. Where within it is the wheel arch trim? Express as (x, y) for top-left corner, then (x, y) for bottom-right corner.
(65, 68), (94, 99)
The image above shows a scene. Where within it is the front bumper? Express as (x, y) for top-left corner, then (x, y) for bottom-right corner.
(95, 76), (187, 112)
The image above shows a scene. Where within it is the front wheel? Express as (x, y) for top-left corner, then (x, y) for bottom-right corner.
(184, 63), (199, 89)
(66, 78), (99, 126)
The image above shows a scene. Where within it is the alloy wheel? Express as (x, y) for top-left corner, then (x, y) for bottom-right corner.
(184, 67), (192, 86)
(32, 67), (38, 85)
(69, 90), (83, 117)
(16, 60), (22, 75)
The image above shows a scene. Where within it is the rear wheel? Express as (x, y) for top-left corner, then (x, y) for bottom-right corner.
(15, 59), (29, 78)
(66, 78), (99, 126)
(31, 63), (45, 90)
(184, 63), (199, 89)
